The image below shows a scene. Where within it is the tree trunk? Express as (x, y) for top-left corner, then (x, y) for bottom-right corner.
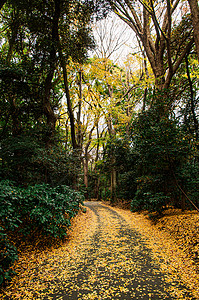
(181, 194), (186, 211)
(58, 47), (77, 149)
(6, 11), (20, 63)
(83, 159), (88, 188)
(110, 165), (117, 204)
(83, 157), (89, 199)
(110, 0), (194, 100)
(11, 97), (24, 184)
(43, 74), (57, 145)
(83, 126), (95, 198)
(43, 0), (60, 146)
(77, 68), (83, 148)
(185, 55), (199, 143)
(188, 0), (199, 62)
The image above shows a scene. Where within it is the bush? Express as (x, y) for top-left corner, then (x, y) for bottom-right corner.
(0, 180), (84, 285)
(0, 227), (18, 285)
(129, 102), (191, 212)
(0, 136), (78, 186)
(131, 191), (170, 213)
(177, 162), (199, 209)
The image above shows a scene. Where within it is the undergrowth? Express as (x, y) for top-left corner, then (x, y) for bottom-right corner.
(0, 180), (84, 285)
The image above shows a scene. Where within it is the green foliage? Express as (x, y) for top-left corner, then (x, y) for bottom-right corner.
(131, 175), (170, 212)
(0, 180), (84, 285)
(0, 180), (84, 238)
(177, 162), (199, 208)
(95, 136), (138, 202)
(131, 191), (170, 213)
(129, 93), (196, 212)
(0, 227), (18, 285)
(132, 109), (188, 174)
(0, 135), (78, 186)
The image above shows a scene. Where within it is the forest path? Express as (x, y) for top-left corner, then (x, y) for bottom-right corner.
(42, 201), (193, 300)
(2, 202), (197, 300)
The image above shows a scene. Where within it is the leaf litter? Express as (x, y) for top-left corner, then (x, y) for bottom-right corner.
(0, 202), (198, 299)
(106, 205), (199, 299)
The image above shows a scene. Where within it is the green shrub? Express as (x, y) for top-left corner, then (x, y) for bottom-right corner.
(0, 180), (84, 285)
(0, 227), (18, 285)
(129, 100), (192, 212)
(131, 191), (170, 213)
(177, 162), (199, 209)
(0, 136), (78, 187)
(0, 180), (21, 232)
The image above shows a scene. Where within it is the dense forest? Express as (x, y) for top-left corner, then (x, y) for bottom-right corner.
(0, 0), (198, 286)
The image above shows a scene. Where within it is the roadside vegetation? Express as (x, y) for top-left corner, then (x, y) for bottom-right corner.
(0, 180), (84, 285)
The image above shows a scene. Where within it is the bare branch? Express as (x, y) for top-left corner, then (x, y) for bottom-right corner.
(166, 0), (173, 76)
(165, 37), (194, 89)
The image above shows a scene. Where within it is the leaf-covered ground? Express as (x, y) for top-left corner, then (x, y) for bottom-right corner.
(0, 202), (198, 299)
(154, 209), (199, 264)
(105, 204), (199, 299)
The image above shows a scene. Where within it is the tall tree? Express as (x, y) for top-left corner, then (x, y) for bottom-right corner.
(109, 0), (194, 94)
(0, 0), (95, 148)
(0, 0), (97, 185)
(188, 0), (199, 61)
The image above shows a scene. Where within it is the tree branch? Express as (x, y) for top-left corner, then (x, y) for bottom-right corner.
(164, 37), (194, 89)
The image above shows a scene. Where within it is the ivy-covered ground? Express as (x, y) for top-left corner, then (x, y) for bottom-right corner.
(0, 201), (198, 299)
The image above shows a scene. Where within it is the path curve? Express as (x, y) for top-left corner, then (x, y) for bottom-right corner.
(42, 201), (194, 300)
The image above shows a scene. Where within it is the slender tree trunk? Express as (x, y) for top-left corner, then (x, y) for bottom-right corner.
(107, 126), (117, 204)
(142, 48), (149, 111)
(95, 123), (100, 163)
(43, 74), (57, 145)
(188, 0), (199, 62)
(106, 87), (117, 203)
(185, 55), (199, 143)
(96, 176), (101, 200)
(58, 48), (77, 149)
(11, 97), (24, 183)
(83, 157), (89, 199)
(77, 68), (83, 148)
(6, 13), (20, 63)
(94, 123), (100, 200)
(83, 126), (95, 198)
(181, 194), (186, 211)
(110, 163), (117, 204)
(65, 119), (69, 150)
(43, 0), (61, 146)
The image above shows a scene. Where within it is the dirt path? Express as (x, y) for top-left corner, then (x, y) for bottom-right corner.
(1, 202), (198, 299)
